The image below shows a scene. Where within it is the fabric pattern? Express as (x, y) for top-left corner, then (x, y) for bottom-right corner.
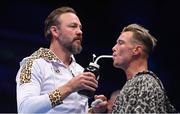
(112, 71), (177, 113)
(49, 89), (63, 108)
(20, 48), (59, 84)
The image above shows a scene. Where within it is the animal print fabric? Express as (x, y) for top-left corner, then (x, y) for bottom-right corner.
(112, 71), (177, 113)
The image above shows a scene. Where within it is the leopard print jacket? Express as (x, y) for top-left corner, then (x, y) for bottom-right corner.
(112, 71), (177, 113)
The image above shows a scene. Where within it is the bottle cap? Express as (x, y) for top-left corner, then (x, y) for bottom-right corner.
(89, 62), (100, 69)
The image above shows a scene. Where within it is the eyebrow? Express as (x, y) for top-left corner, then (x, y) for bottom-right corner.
(69, 22), (82, 29)
(117, 39), (124, 43)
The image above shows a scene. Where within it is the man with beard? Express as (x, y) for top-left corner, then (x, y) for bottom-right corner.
(16, 6), (106, 113)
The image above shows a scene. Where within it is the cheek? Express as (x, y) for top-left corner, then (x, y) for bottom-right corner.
(116, 49), (125, 59)
(118, 47), (132, 58)
(60, 33), (73, 42)
(114, 50), (129, 64)
(61, 29), (73, 37)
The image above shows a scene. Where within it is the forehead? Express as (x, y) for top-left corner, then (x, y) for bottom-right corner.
(117, 31), (133, 41)
(58, 12), (81, 25)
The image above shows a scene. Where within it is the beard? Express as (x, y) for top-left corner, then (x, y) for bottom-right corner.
(67, 40), (82, 54)
(58, 36), (83, 55)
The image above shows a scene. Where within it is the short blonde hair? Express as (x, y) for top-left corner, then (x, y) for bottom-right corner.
(122, 23), (157, 56)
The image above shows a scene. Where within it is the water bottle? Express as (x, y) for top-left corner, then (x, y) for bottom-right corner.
(78, 54), (112, 98)
(78, 62), (100, 98)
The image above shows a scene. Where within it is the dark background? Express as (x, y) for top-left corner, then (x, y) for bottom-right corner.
(0, 0), (180, 112)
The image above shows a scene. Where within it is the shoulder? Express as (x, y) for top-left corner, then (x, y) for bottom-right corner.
(19, 48), (54, 68)
(134, 71), (157, 83)
(19, 56), (47, 72)
(132, 72), (163, 92)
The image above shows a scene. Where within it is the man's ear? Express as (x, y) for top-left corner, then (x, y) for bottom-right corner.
(132, 45), (143, 55)
(50, 26), (59, 38)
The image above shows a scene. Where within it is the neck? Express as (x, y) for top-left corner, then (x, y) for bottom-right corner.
(125, 58), (148, 80)
(49, 41), (72, 66)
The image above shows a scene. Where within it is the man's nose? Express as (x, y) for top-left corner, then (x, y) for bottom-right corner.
(76, 28), (82, 35)
(112, 45), (116, 52)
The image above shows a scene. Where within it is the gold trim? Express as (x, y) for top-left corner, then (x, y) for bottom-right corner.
(19, 48), (60, 85)
(48, 89), (63, 107)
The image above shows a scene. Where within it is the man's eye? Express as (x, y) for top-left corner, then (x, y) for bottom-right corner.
(117, 40), (123, 45)
(68, 23), (82, 30)
(69, 25), (77, 28)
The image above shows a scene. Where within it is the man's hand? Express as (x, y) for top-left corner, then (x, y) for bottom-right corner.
(67, 72), (98, 92)
(91, 95), (108, 113)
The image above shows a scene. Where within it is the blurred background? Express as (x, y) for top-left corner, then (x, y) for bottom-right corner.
(0, 0), (180, 112)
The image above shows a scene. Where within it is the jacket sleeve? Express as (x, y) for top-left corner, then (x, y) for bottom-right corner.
(16, 59), (52, 113)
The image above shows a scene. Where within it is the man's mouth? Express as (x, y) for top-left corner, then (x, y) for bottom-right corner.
(112, 54), (116, 60)
(74, 37), (82, 42)
(73, 39), (81, 45)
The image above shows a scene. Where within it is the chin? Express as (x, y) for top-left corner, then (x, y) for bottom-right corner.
(113, 62), (122, 69)
(113, 63), (118, 68)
